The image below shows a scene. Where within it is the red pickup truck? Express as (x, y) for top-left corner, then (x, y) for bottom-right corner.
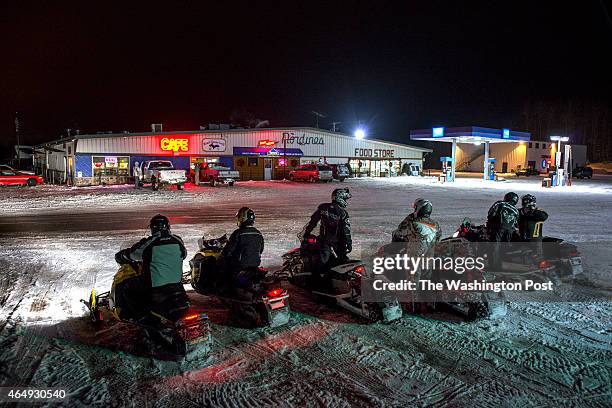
(194, 163), (240, 186)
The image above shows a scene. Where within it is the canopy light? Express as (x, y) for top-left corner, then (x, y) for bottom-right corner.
(432, 127), (445, 137)
(550, 136), (569, 142)
(354, 128), (366, 140)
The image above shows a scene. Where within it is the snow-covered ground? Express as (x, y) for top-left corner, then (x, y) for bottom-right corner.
(1, 176), (611, 407)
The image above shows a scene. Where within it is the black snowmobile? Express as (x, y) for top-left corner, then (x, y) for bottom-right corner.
(185, 235), (290, 328)
(278, 235), (403, 323)
(453, 218), (583, 282)
(82, 260), (212, 359)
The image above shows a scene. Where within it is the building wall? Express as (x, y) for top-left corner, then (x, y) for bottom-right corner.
(74, 128), (427, 160)
(490, 143), (527, 173)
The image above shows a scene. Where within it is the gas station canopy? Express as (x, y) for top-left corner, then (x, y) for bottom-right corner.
(410, 126), (530, 144)
(409, 126), (531, 181)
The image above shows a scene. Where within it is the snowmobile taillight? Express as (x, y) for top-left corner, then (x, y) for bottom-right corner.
(569, 251), (579, 257)
(353, 265), (366, 275)
(182, 313), (200, 321)
(306, 236), (317, 244)
(538, 260), (551, 269)
(267, 288), (285, 298)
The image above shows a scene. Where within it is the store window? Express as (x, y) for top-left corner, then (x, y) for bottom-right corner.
(535, 143), (539, 148)
(190, 157), (219, 170)
(92, 156), (129, 177)
(248, 157), (258, 166)
(529, 142), (532, 148)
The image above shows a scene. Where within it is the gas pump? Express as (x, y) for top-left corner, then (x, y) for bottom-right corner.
(439, 156), (454, 182)
(486, 158), (496, 181)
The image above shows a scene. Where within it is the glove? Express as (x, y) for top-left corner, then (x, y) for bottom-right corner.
(346, 243), (352, 253)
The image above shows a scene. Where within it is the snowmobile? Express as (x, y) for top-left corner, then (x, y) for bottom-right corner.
(81, 261), (212, 359)
(185, 234), (290, 328)
(452, 218), (583, 281)
(377, 240), (508, 320)
(278, 235), (403, 323)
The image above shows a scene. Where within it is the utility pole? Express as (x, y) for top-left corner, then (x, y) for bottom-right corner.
(15, 112), (21, 169)
(331, 121), (342, 132)
(311, 111), (326, 128)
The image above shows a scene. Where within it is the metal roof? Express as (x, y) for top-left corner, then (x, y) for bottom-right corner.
(37, 127), (432, 153)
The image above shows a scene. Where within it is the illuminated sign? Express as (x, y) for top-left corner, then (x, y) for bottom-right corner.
(432, 127), (444, 138)
(502, 128), (510, 139)
(281, 132), (324, 145)
(160, 138), (189, 152)
(258, 139), (277, 147)
(354, 148), (395, 158)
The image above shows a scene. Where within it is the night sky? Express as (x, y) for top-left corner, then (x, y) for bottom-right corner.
(1, 1), (611, 157)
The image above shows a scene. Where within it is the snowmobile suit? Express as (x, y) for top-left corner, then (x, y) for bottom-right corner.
(518, 207), (548, 258)
(487, 200), (519, 237)
(122, 230), (189, 320)
(222, 225), (264, 271)
(518, 207), (549, 241)
(302, 202), (352, 262)
(392, 213), (442, 256)
(487, 200), (519, 270)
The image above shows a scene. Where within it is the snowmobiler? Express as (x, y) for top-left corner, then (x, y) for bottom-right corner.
(280, 189), (402, 323)
(82, 214), (211, 358)
(487, 192), (520, 269)
(378, 199), (506, 319)
(187, 208), (290, 328)
(391, 198), (442, 254)
(518, 194), (549, 257)
(453, 217), (583, 280)
(300, 188), (353, 284)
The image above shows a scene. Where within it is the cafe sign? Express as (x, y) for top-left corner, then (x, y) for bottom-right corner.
(160, 137), (189, 152)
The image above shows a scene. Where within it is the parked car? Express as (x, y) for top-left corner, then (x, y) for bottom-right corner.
(0, 168), (44, 186)
(572, 166), (593, 179)
(0, 165), (36, 175)
(328, 164), (350, 181)
(289, 164), (333, 182)
(138, 160), (187, 190)
(195, 163), (240, 186)
(515, 167), (540, 177)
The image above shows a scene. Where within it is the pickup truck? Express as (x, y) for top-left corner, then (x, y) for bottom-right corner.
(139, 160), (187, 190)
(195, 163), (239, 186)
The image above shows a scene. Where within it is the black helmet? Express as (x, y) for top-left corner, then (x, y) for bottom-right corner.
(504, 192), (519, 206)
(150, 214), (170, 234)
(521, 194), (537, 209)
(413, 198), (432, 217)
(236, 207), (255, 227)
(332, 188), (352, 207)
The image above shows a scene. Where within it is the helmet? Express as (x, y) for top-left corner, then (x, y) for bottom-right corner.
(413, 198), (432, 217)
(236, 207), (255, 227)
(150, 214), (170, 234)
(504, 192), (519, 206)
(521, 194), (537, 209)
(332, 188), (352, 207)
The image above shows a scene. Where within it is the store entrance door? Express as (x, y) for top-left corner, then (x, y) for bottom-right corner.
(264, 158), (272, 180)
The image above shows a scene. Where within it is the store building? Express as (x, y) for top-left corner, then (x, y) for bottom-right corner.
(410, 126), (587, 178)
(452, 138), (587, 174)
(34, 127), (431, 185)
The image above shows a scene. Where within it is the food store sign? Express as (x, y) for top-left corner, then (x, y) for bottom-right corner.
(160, 138), (189, 152)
